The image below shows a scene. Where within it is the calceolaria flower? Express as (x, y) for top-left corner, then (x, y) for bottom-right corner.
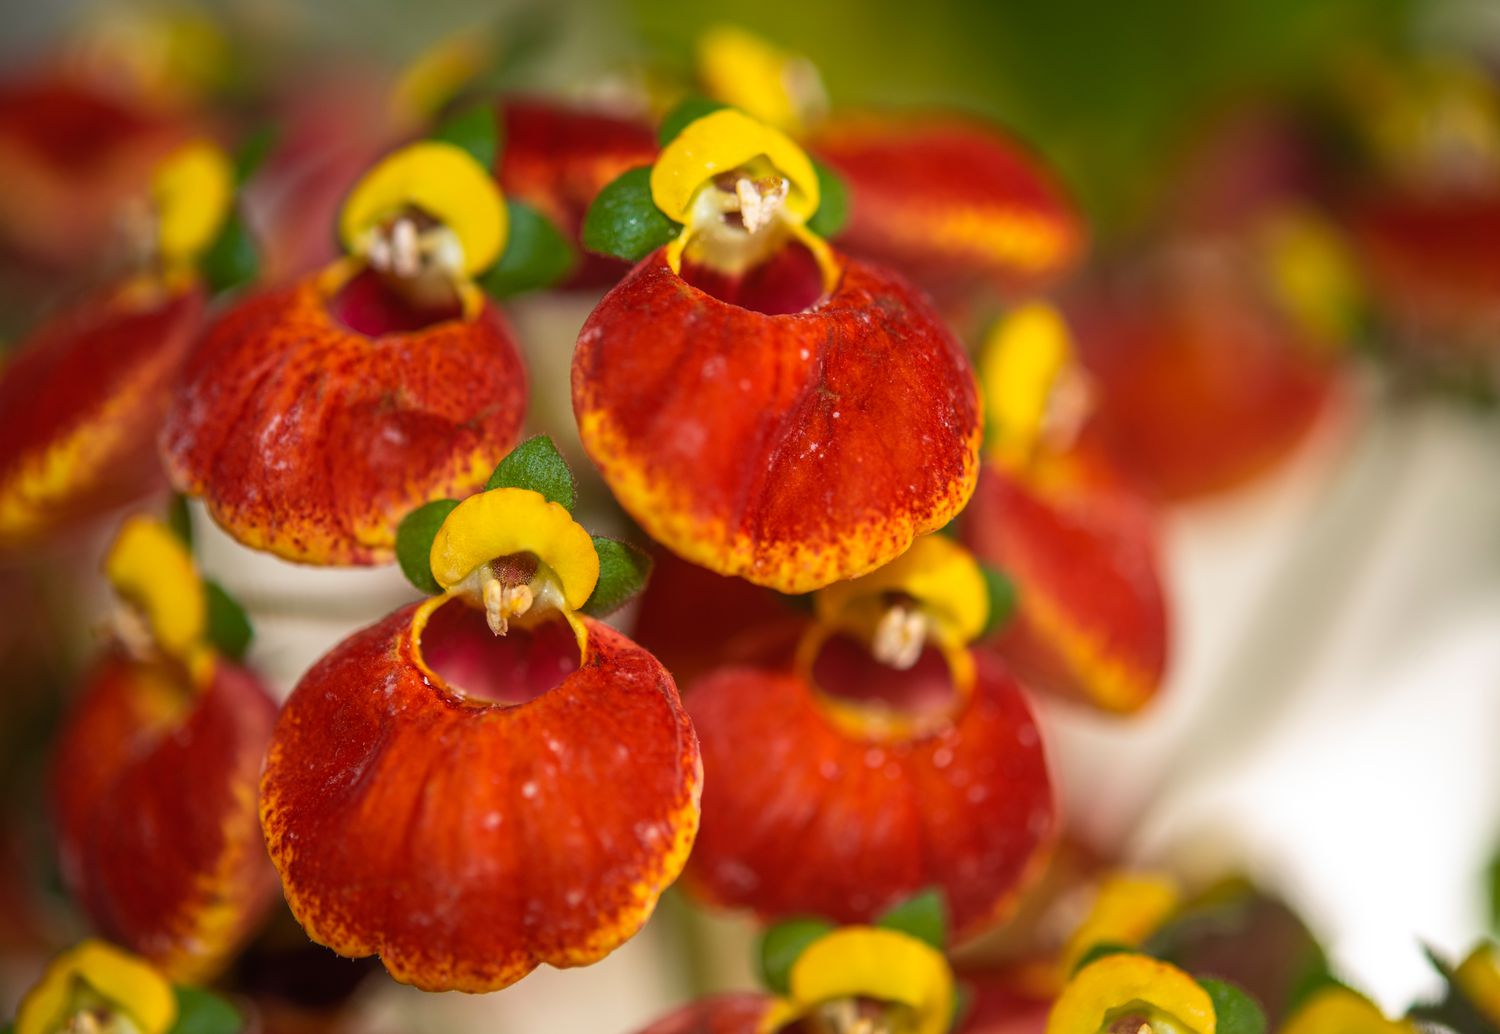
(0, 141), (232, 548)
(162, 136), (533, 565)
(684, 534), (1053, 935)
(961, 304), (1168, 714)
(259, 438), (701, 992)
(694, 26), (1085, 306)
(1280, 986), (1415, 1034)
(51, 517), (277, 981)
(576, 107), (981, 592)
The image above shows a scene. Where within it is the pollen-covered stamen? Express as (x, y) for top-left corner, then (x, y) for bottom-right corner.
(110, 602), (156, 663)
(62, 1006), (142, 1034)
(871, 599), (929, 671)
(779, 997), (912, 1034)
(732, 173), (790, 233)
(1106, 1021), (1154, 1034)
(356, 207), (469, 311)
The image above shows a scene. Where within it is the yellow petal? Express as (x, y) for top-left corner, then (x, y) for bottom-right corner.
(1047, 953), (1215, 1034)
(695, 25), (822, 134)
(1280, 986), (1417, 1034)
(814, 534), (989, 648)
(650, 107), (819, 225)
(1455, 944), (1500, 1024)
(152, 140), (234, 269)
(105, 516), (206, 663)
(389, 29), (494, 124)
(428, 487), (600, 609)
(16, 940), (178, 1034)
(779, 927), (954, 1034)
(1061, 873), (1180, 975)
(1256, 208), (1361, 351)
(980, 302), (1073, 466)
(339, 141), (507, 276)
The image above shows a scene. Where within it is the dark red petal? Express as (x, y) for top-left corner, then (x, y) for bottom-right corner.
(634, 994), (774, 1034)
(161, 274), (527, 565)
(573, 250), (981, 593)
(259, 603), (701, 992)
(51, 652), (278, 981)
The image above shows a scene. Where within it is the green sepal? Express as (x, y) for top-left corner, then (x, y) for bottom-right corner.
(581, 538), (652, 617)
(201, 211), (259, 295)
(166, 492), (194, 548)
(232, 125), (279, 184)
(204, 579), (253, 661)
(1408, 944), (1500, 1033)
(806, 158), (850, 238)
(876, 887), (948, 950)
(978, 565), (1017, 638)
(168, 985), (243, 1034)
(484, 435), (575, 511)
(480, 200), (575, 298)
(1198, 978), (1267, 1034)
(581, 167), (681, 263)
(432, 103), (501, 169)
(396, 499), (461, 595)
(1071, 941), (1136, 975)
(658, 96), (729, 146)
(758, 916), (835, 994)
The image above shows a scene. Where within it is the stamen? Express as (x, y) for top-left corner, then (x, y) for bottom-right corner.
(361, 215), (467, 281)
(734, 175), (789, 233)
(111, 603), (155, 662)
(480, 568), (534, 637)
(871, 603), (927, 671)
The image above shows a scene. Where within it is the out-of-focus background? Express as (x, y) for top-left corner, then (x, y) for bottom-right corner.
(3, 0), (1499, 1030)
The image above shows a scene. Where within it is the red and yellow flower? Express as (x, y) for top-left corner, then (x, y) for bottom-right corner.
(1279, 986), (1416, 1034)
(684, 535), (1054, 936)
(259, 485), (701, 991)
(1046, 952), (1218, 1034)
(51, 517), (277, 982)
(0, 141), (232, 548)
(13, 940), (180, 1034)
(162, 140), (529, 565)
(961, 304), (1168, 713)
(575, 108), (981, 592)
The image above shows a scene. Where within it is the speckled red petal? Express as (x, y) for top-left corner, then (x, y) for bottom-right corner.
(573, 250), (981, 593)
(962, 446), (1168, 714)
(161, 274), (527, 565)
(683, 649), (1054, 938)
(0, 285), (203, 547)
(635, 994), (774, 1034)
(259, 602), (701, 992)
(50, 652), (278, 981)
(810, 113), (1083, 302)
(499, 98), (658, 287)
(1065, 249), (1339, 501)
(958, 970), (1052, 1034)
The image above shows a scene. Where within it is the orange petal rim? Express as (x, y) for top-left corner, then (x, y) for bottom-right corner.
(0, 283), (203, 548)
(50, 651), (278, 982)
(573, 249), (981, 593)
(1066, 248), (1339, 502)
(809, 112), (1084, 301)
(634, 994), (775, 1034)
(962, 444), (1168, 714)
(161, 270), (527, 565)
(498, 98), (659, 287)
(259, 597), (702, 992)
(683, 643), (1053, 938)
(1046, 953), (1216, 1034)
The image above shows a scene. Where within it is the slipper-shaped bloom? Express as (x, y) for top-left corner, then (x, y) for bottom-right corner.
(575, 108), (981, 592)
(693, 26), (1083, 304)
(684, 535), (1054, 936)
(51, 517), (277, 981)
(1065, 239), (1342, 501)
(1279, 986), (1416, 1034)
(636, 923), (956, 1034)
(13, 940), (179, 1034)
(0, 142), (233, 548)
(162, 140), (529, 564)
(1046, 952), (1219, 1034)
(961, 305), (1168, 714)
(259, 485), (701, 991)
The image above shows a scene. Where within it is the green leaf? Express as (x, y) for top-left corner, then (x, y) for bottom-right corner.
(232, 125), (279, 184)
(876, 887), (948, 950)
(581, 167), (681, 263)
(169, 985), (242, 1034)
(658, 96), (729, 146)
(432, 104), (500, 169)
(806, 158), (850, 238)
(1072, 942), (1135, 974)
(396, 499), (461, 594)
(204, 580), (253, 661)
(201, 212), (259, 295)
(166, 492), (194, 548)
(484, 435), (575, 510)
(1198, 979), (1267, 1034)
(759, 917), (835, 994)
(978, 565), (1017, 637)
(480, 201), (575, 297)
(582, 538), (652, 617)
